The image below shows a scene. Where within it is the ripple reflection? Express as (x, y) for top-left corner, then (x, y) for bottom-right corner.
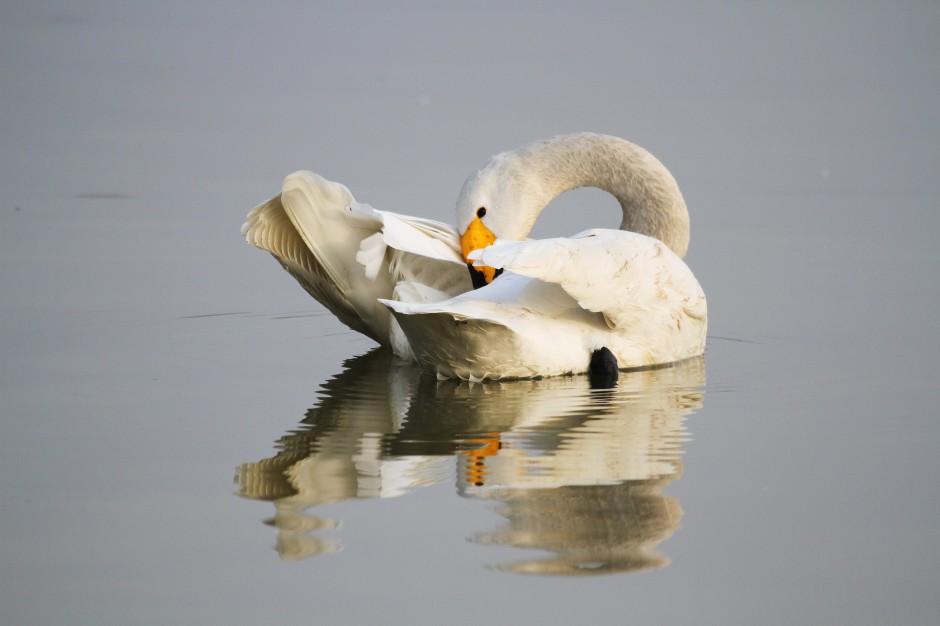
(237, 350), (705, 574)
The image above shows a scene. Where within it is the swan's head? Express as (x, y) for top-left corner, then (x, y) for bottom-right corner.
(456, 152), (549, 289)
(460, 206), (500, 289)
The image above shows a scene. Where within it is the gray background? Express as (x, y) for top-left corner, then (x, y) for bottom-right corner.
(2, 1), (938, 624)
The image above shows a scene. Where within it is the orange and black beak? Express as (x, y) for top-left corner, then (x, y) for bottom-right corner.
(461, 214), (502, 289)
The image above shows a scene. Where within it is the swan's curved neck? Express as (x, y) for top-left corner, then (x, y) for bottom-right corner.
(461, 133), (690, 257)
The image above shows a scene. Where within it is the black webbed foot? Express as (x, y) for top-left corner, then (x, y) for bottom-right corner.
(588, 347), (619, 389)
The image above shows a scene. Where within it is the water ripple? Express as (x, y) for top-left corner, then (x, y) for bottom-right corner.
(237, 350), (706, 574)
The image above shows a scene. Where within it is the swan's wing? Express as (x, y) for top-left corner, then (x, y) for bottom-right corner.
(243, 171), (470, 350)
(470, 229), (707, 329)
(374, 211), (464, 265)
(361, 210), (470, 303)
(243, 172), (388, 341)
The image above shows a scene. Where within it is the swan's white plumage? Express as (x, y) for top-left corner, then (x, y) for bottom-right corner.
(473, 230), (706, 330)
(383, 229), (706, 380)
(244, 133), (707, 379)
(242, 171), (470, 358)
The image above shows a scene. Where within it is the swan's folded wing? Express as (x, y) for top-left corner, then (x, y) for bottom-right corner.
(471, 229), (706, 329)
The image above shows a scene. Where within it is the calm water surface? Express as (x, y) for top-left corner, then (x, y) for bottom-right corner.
(2, 2), (939, 625)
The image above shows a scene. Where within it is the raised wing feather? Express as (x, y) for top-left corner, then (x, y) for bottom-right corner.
(242, 176), (386, 341)
(243, 171), (471, 352)
(378, 212), (464, 264)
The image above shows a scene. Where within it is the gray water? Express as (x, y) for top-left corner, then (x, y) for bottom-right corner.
(2, 2), (939, 624)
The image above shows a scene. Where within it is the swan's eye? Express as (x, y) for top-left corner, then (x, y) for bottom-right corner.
(476, 207), (486, 218)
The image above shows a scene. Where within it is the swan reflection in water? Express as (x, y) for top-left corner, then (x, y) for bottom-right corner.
(237, 350), (705, 575)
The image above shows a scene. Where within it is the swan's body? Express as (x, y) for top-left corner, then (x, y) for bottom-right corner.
(243, 133), (707, 379)
(384, 229), (705, 379)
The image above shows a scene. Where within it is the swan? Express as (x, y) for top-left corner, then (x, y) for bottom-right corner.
(243, 133), (706, 380)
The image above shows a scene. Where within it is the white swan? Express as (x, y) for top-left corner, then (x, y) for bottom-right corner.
(243, 133), (706, 379)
